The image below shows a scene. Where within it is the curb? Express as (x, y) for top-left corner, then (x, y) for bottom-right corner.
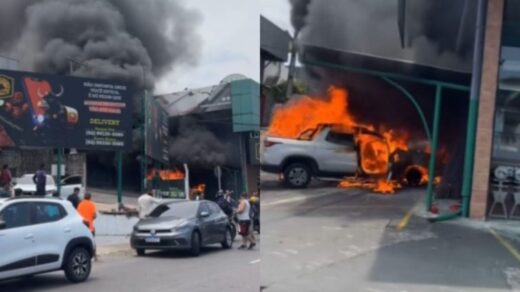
(97, 244), (133, 256)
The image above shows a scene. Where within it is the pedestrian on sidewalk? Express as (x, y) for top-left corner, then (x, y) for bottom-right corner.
(138, 191), (161, 219)
(0, 164), (12, 190)
(236, 193), (256, 250)
(78, 192), (98, 260)
(32, 164), (47, 196)
(67, 187), (81, 209)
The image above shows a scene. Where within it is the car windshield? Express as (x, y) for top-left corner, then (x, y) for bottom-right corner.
(17, 175), (55, 186)
(148, 201), (198, 218)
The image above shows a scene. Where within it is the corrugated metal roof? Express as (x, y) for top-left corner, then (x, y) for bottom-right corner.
(155, 74), (248, 117)
(261, 16), (292, 62)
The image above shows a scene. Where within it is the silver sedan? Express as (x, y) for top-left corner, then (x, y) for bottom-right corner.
(130, 199), (234, 256)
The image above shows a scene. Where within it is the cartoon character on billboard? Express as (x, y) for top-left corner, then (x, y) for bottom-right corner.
(22, 77), (78, 142)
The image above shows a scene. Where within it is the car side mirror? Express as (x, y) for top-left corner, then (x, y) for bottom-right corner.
(200, 211), (210, 218)
(0, 220), (6, 230)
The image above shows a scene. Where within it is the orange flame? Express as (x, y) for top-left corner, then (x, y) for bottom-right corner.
(268, 86), (440, 194)
(374, 180), (398, 194)
(147, 169), (185, 181)
(268, 87), (356, 138)
(338, 178), (401, 194)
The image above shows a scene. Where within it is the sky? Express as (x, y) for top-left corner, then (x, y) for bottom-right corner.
(261, 0), (292, 34)
(155, 0), (261, 95)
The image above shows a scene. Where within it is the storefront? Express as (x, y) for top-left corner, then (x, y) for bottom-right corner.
(487, 0), (520, 219)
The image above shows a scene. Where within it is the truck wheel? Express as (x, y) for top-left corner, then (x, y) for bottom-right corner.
(284, 163), (311, 188)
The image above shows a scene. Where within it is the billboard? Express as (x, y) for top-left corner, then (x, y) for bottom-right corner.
(146, 97), (169, 164)
(0, 69), (132, 150)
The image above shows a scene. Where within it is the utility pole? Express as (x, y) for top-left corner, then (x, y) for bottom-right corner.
(285, 30), (300, 101)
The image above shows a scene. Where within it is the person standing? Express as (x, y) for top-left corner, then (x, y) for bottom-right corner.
(77, 192), (97, 260)
(0, 165), (12, 189)
(236, 193), (256, 250)
(67, 187), (81, 209)
(32, 164), (47, 196)
(137, 191), (161, 219)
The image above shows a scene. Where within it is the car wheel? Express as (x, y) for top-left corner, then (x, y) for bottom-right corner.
(64, 247), (92, 283)
(221, 228), (233, 249)
(190, 231), (201, 257)
(284, 163), (311, 188)
(136, 249), (146, 256)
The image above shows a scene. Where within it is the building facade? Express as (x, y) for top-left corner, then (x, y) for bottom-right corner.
(470, 0), (520, 219)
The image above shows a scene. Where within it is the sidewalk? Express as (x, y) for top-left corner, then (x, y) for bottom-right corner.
(89, 188), (139, 213)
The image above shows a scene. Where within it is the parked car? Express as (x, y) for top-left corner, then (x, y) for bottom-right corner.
(12, 174), (84, 199)
(130, 199), (234, 257)
(0, 197), (95, 283)
(13, 174), (57, 196)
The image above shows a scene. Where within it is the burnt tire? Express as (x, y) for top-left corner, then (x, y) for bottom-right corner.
(221, 227), (234, 249)
(190, 231), (201, 257)
(136, 249), (146, 256)
(64, 247), (92, 283)
(284, 163), (311, 188)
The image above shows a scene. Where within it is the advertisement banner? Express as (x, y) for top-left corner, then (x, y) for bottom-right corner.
(0, 69), (132, 150)
(146, 97), (169, 164)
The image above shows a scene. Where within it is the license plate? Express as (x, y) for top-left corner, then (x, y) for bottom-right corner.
(145, 236), (160, 243)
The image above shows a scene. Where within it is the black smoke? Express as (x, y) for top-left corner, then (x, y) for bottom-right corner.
(169, 117), (233, 169)
(289, 0), (312, 32)
(290, 0), (476, 72)
(0, 0), (201, 90)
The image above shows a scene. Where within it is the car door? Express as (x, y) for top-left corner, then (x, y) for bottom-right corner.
(0, 202), (38, 280)
(314, 128), (358, 173)
(31, 202), (69, 273)
(207, 201), (228, 242)
(197, 202), (214, 244)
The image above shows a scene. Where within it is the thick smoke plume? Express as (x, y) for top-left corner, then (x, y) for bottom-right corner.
(0, 0), (201, 90)
(289, 0), (312, 32)
(290, 0), (476, 72)
(169, 118), (233, 169)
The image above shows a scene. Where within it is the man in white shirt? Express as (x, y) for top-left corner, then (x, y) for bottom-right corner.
(137, 191), (161, 219)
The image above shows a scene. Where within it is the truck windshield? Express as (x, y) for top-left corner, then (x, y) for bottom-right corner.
(297, 128), (318, 141)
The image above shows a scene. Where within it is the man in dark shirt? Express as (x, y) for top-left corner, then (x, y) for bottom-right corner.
(67, 187), (81, 209)
(33, 164), (47, 196)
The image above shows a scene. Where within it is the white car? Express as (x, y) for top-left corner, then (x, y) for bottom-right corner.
(13, 175), (84, 199)
(13, 174), (57, 196)
(0, 197), (95, 282)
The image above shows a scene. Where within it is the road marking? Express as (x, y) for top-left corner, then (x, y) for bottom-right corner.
(396, 206), (417, 231)
(262, 191), (336, 207)
(250, 259), (261, 264)
(489, 228), (520, 262)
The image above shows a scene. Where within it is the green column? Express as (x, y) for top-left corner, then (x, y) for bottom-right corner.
(426, 85), (443, 211)
(461, 99), (479, 217)
(56, 148), (63, 196)
(117, 151), (123, 205)
(381, 77), (431, 141)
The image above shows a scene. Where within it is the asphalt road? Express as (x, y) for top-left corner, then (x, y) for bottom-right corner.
(0, 244), (260, 292)
(260, 173), (520, 292)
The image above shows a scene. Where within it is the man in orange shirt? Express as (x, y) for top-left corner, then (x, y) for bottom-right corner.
(77, 192), (97, 260)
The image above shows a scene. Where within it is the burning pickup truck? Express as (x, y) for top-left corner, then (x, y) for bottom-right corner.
(261, 124), (433, 190)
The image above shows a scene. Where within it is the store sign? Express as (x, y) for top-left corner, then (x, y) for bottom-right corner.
(493, 166), (520, 181)
(0, 69), (133, 150)
(146, 97), (169, 164)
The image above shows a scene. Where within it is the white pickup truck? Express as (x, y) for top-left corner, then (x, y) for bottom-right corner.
(262, 125), (391, 188)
